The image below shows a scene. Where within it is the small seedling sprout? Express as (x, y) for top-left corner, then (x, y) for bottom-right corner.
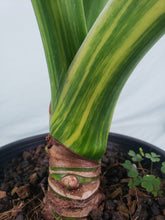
(128, 149), (144, 174)
(123, 160), (141, 188)
(128, 150), (143, 162)
(123, 148), (165, 197)
(139, 147), (144, 157)
(141, 175), (163, 197)
(145, 152), (160, 173)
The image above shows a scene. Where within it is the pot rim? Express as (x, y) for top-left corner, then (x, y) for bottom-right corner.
(0, 132), (165, 166)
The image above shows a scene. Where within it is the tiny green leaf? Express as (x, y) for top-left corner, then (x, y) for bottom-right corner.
(151, 158), (160, 162)
(145, 152), (160, 162)
(128, 150), (143, 162)
(123, 160), (132, 170)
(128, 166), (138, 178)
(158, 190), (163, 196)
(142, 181), (153, 192)
(145, 153), (151, 159)
(143, 175), (154, 181)
(123, 160), (138, 178)
(128, 176), (141, 188)
(141, 175), (161, 196)
(134, 154), (143, 162)
(134, 176), (141, 186)
(133, 155), (142, 162)
(128, 150), (136, 157)
(161, 162), (165, 174)
(139, 147), (144, 157)
(151, 152), (160, 158)
(152, 178), (161, 191)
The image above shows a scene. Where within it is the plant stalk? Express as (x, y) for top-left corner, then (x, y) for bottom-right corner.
(150, 161), (153, 174)
(50, 0), (165, 161)
(42, 136), (104, 219)
(138, 162), (145, 175)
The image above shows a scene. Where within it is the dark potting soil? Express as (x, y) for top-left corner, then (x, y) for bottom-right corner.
(0, 142), (165, 220)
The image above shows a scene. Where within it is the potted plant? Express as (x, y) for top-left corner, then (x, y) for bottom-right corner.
(0, 0), (165, 219)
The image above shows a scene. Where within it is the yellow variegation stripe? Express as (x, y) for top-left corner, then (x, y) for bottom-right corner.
(50, 0), (165, 161)
(31, 0), (87, 113)
(83, 0), (109, 30)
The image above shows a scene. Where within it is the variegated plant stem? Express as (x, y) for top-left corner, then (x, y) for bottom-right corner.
(31, 0), (165, 219)
(50, 0), (165, 161)
(31, 0), (87, 113)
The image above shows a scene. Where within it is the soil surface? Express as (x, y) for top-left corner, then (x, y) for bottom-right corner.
(0, 142), (165, 220)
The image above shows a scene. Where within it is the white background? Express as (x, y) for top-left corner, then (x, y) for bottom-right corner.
(0, 0), (165, 152)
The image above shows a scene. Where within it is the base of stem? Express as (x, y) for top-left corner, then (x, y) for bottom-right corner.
(42, 135), (105, 219)
(42, 188), (104, 219)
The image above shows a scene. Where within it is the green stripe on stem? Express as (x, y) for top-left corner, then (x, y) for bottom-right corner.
(83, 0), (109, 30)
(50, 173), (98, 186)
(50, 167), (98, 172)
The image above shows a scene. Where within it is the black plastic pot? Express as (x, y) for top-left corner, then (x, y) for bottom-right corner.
(0, 133), (165, 170)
